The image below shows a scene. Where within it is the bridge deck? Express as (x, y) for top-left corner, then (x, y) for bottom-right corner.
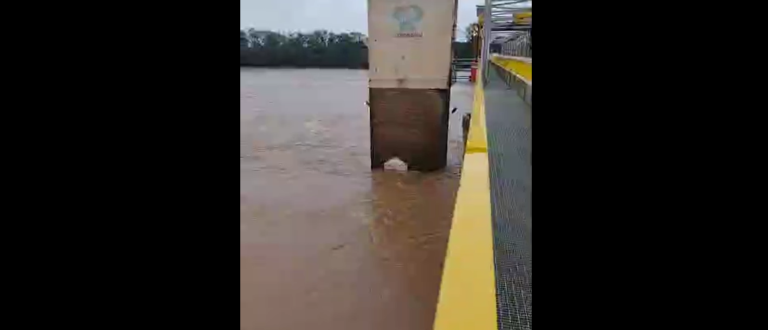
(434, 60), (531, 330)
(486, 64), (532, 330)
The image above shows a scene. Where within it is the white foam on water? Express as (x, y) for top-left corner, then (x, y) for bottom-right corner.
(383, 157), (409, 172)
(304, 120), (325, 134)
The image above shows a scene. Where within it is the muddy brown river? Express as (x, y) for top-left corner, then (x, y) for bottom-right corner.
(240, 68), (473, 330)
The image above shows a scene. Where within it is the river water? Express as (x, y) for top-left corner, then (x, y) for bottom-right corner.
(240, 68), (473, 330)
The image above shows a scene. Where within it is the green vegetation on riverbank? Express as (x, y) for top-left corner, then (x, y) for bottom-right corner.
(240, 29), (474, 69)
(240, 29), (368, 68)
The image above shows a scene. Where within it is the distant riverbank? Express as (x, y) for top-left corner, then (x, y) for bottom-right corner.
(240, 30), (368, 69)
(239, 63), (369, 69)
(240, 29), (472, 70)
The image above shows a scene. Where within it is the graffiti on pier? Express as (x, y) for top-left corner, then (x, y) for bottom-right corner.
(393, 5), (423, 37)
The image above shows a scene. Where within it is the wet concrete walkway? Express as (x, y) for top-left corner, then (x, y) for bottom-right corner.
(433, 63), (531, 330)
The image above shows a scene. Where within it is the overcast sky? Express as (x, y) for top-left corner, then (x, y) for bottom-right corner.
(241, 0), (484, 40)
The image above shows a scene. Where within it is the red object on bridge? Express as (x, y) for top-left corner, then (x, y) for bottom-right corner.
(469, 62), (477, 82)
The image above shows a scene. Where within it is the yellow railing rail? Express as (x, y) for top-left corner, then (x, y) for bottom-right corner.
(491, 55), (532, 83)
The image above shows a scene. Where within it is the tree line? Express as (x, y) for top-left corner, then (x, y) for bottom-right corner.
(240, 29), (368, 68)
(240, 28), (474, 69)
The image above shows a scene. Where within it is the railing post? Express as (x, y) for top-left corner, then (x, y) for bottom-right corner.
(482, 0), (493, 83)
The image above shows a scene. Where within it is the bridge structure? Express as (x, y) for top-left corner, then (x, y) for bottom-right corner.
(367, 1), (531, 329)
(434, 1), (532, 330)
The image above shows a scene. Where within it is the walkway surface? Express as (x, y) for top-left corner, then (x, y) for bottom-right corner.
(485, 65), (532, 330)
(434, 61), (532, 330)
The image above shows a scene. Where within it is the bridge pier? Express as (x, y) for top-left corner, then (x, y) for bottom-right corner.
(368, 0), (457, 171)
(369, 88), (449, 171)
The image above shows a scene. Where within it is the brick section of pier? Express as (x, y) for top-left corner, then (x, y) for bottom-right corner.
(369, 88), (449, 171)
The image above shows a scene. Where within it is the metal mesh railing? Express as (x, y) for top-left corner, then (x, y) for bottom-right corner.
(500, 32), (531, 58)
(480, 0), (531, 78)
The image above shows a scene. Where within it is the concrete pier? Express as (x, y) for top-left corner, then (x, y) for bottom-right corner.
(369, 88), (449, 171)
(368, 0), (457, 171)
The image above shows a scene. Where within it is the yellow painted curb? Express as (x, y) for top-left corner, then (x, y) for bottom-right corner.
(433, 64), (497, 330)
(465, 69), (488, 153)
